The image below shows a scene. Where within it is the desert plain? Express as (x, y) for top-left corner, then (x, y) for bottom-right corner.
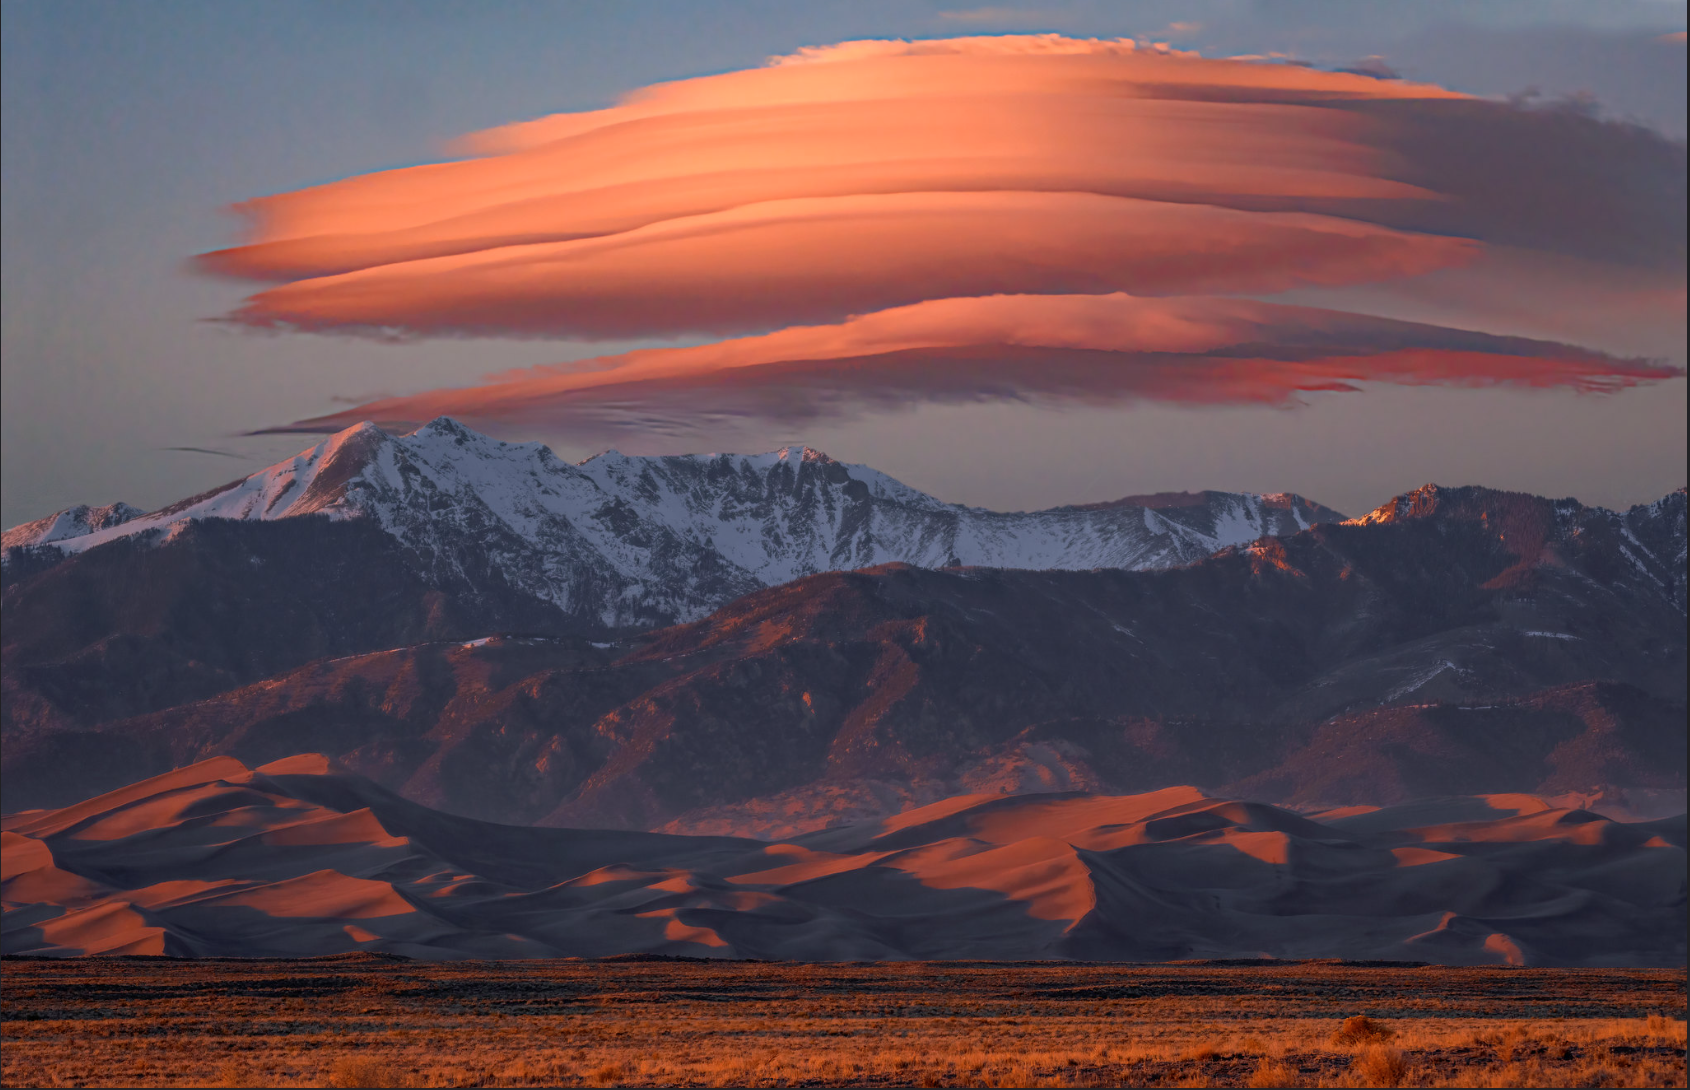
(1, 956), (1684, 1088)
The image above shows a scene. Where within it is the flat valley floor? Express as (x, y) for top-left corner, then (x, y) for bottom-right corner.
(1, 958), (1684, 1088)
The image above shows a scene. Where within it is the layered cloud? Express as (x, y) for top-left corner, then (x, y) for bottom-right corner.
(206, 35), (1682, 339)
(221, 194), (1478, 340)
(261, 293), (1680, 437)
(204, 34), (1683, 434)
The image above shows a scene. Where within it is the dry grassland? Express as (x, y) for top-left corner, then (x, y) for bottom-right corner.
(1, 956), (1683, 1088)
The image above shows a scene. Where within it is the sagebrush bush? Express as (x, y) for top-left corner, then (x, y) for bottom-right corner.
(1352, 1044), (1409, 1087)
(1333, 1014), (1395, 1045)
(1246, 1056), (1303, 1087)
(330, 1056), (408, 1088)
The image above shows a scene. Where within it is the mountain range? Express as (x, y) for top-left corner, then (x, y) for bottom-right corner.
(2, 420), (1682, 830)
(2, 418), (1341, 630)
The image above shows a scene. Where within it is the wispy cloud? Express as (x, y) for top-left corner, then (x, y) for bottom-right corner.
(258, 294), (1678, 439)
(161, 446), (250, 459)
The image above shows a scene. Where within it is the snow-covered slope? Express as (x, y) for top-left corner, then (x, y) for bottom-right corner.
(1, 502), (145, 551)
(4, 418), (1345, 627)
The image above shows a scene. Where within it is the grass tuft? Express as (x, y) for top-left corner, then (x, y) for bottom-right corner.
(1246, 1056), (1303, 1087)
(1333, 1014), (1395, 1045)
(329, 1056), (410, 1088)
(1351, 1044), (1409, 1088)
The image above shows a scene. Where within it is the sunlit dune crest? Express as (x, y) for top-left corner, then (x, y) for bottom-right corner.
(268, 293), (1679, 435)
(1390, 846), (1463, 867)
(5, 757), (1682, 964)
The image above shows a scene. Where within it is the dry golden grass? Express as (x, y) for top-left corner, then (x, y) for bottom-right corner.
(1333, 1014), (1395, 1045)
(1351, 1045), (1409, 1087)
(1246, 1056), (1303, 1087)
(0, 957), (1682, 1088)
(328, 1055), (419, 1088)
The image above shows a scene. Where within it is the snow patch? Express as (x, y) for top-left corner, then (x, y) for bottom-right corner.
(0, 419), (1354, 626)
(1382, 660), (1459, 703)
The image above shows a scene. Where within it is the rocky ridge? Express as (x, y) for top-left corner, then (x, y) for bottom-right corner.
(3, 418), (1343, 629)
(4, 480), (1682, 827)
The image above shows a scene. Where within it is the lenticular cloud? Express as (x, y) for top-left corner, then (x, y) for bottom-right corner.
(264, 293), (1679, 437)
(223, 193), (1478, 340)
(209, 35), (1684, 430)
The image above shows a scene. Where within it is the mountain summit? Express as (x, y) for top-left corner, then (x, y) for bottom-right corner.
(4, 418), (1343, 629)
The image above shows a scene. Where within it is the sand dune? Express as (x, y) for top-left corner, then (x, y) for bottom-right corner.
(3, 758), (1681, 964)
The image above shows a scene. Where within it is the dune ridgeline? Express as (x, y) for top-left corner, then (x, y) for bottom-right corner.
(3, 755), (1682, 965)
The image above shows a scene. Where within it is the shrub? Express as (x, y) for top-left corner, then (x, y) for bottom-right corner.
(1332, 1015), (1394, 1045)
(1246, 1057), (1302, 1087)
(330, 1057), (407, 1088)
(214, 1062), (268, 1088)
(1351, 1045), (1408, 1088)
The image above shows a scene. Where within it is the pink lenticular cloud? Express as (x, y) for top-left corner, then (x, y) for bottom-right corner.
(204, 35), (1682, 341)
(205, 36), (1451, 283)
(209, 34), (1683, 438)
(226, 194), (1476, 339)
(260, 294), (1680, 438)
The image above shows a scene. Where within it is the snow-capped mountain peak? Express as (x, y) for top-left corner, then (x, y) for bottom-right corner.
(0, 501), (147, 552)
(6, 418), (1353, 629)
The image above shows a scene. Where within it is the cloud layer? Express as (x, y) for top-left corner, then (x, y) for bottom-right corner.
(203, 35), (1684, 435)
(207, 36), (1682, 338)
(262, 293), (1679, 437)
(224, 194), (1479, 339)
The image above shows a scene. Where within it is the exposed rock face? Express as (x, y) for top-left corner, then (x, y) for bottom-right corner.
(1, 418), (1347, 749)
(4, 480), (1681, 827)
